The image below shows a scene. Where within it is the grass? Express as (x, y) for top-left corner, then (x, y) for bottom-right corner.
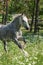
(0, 31), (43, 65)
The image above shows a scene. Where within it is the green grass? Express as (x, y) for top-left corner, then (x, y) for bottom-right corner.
(0, 31), (43, 65)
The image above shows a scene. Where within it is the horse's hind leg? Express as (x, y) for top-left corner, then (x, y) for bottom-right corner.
(3, 40), (8, 52)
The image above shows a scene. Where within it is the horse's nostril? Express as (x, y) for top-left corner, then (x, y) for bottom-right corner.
(26, 26), (30, 30)
(26, 27), (29, 30)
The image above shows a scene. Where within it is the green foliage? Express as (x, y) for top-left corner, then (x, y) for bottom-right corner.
(0, 0), (43, 19)
(9, 0), (34, 16)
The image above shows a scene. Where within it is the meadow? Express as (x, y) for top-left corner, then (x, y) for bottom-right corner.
(0, 30), (43, 65)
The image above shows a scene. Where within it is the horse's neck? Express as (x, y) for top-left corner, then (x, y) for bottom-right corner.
(11, 17), (21, 30)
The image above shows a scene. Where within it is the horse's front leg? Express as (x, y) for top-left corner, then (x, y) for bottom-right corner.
(17, 36), (26, 44)
(13, 38), (23, 49)
(17, 36), (26, 49)
(21, 36), (26, 44)
(13, 38), (28, 57)
(3, 40), (8, 52)
(16, 31), (26, 44)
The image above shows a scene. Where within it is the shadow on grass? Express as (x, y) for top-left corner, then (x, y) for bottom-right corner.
(22, 30), (43, 44)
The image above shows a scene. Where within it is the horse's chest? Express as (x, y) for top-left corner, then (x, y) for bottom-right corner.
(16, 30), (22, 39)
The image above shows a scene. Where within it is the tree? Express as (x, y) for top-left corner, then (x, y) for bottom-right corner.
(34, 0), (40, 33)
(30, 0), (35, 32)
(4, 0), (8, 24)
(2, 0), (5, 24)
(2, 0), (8, 24)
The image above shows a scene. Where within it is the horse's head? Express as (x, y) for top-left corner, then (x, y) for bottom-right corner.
(21, 14), (30, 30)
(12, 14), (30, 30)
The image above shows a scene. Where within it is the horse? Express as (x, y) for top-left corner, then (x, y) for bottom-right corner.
(0, 14), (30, 56)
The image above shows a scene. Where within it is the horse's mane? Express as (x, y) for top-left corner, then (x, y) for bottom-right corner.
(12, 14), (22, 20)
(11, 14), (22, 24)
(3, 14), (22, 26)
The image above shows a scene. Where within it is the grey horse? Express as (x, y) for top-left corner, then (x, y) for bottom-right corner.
(0, 14), (30, 56)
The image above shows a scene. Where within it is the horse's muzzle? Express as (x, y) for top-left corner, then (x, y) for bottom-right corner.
(26, 27), (30, 30)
